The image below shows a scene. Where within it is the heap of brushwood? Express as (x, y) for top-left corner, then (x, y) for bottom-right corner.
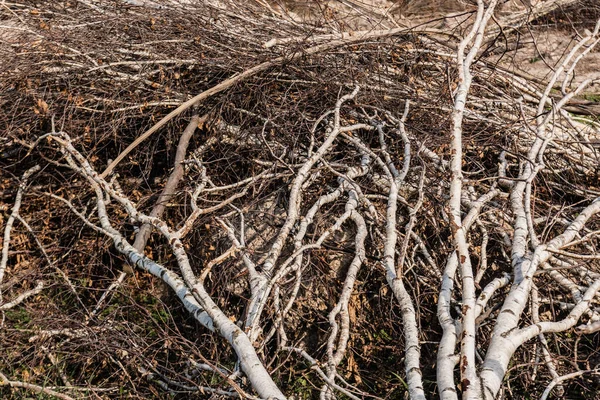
(1, 1), (599, 399)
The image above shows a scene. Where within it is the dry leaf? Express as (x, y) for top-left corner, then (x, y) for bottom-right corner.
(34, 98), (49, 115)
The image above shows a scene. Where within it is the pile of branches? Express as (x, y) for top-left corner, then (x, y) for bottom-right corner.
(1, 1), (600, 399)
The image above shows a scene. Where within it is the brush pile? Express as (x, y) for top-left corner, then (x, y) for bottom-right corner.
(1, 1), (599, 399)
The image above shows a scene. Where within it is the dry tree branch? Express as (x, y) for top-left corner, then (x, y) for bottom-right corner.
(45, 131), (285, 399)
(0, 165), (40, 299)
(539, 368), (600, 400)
(0, 370), (75, 400)
(0, 281), (44, 311)
(93, 113), (203, 316)
(479, 19), (600, 399)
(439, 1), (499, 398)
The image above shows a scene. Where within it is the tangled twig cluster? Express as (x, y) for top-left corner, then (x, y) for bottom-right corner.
(1, 1), (600, 399)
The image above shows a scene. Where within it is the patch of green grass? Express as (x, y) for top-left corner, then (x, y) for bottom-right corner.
(389, 371), (408, 389)
(374, 329), (391, 342)
(5, 308), (31, 328)
(570, 113), (600, 126)
(151, 308), (170, 324)
(137, 292), (158, 306)
(583, 93), (600, 102)
(99, 303), (119, 318)
(291, 376), (312, 399)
